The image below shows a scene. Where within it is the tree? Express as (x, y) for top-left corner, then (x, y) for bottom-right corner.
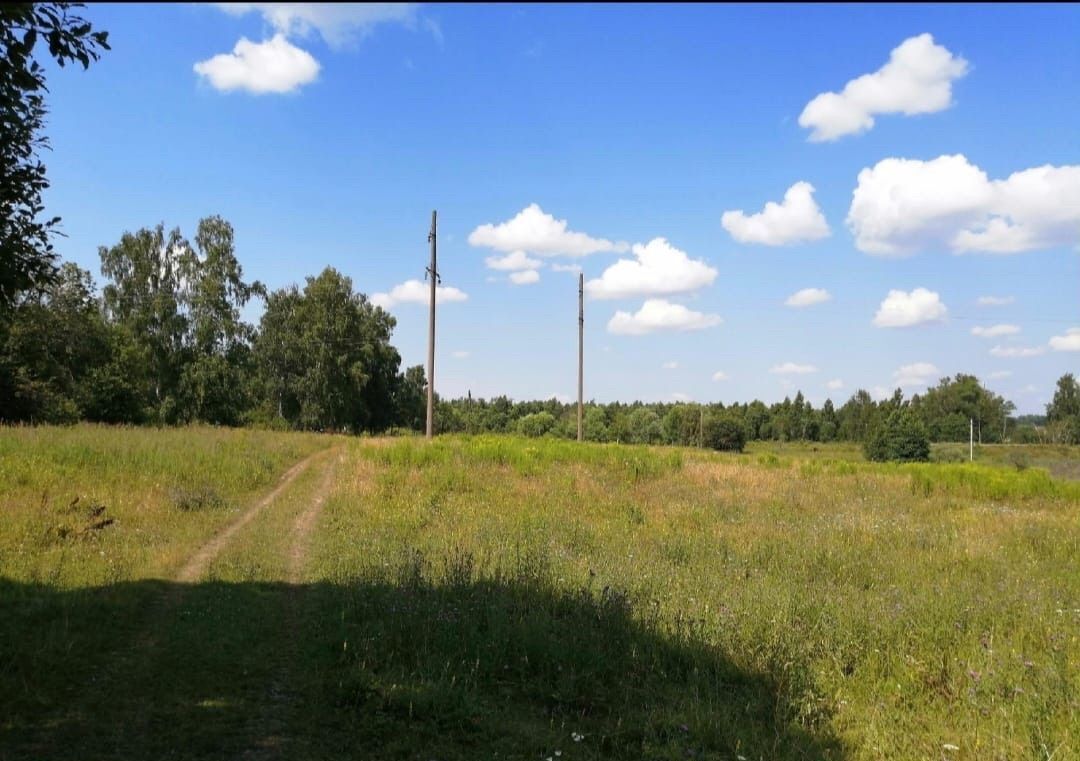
(0, 3), (109, 309)
(99, 224), (190, 423)
(702, 410), (747, 452)
(864, 407), (930, 462)
(625, 407), (663, 444)
(518, 411), (556, 437)
(254, 267), (401, 433)
(393, 364), (427, 431)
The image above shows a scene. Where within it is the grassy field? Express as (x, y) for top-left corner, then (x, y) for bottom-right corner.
(1, 428), (1078, 760)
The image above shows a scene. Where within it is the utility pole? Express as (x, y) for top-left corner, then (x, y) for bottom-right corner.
(969, 418), (974, 462)
(426, 210), (438, 440)
(577, 273), (584, 442)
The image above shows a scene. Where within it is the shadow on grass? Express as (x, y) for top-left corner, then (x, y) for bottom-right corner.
(1, 560), (847, 760)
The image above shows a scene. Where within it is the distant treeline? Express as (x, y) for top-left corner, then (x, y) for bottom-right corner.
(2, 216), (1079, 446)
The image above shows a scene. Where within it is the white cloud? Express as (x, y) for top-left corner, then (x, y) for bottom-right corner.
(848, 155), (1080, 256)
(989, 370), (1012, 379)
(873, 288), (947, 328)
(893, 362), (939, 388)
(607, 299), (722, 336)
(785, 287), (832, 308)
(485, 250), (541, 272)
(826, 378), (844, 390)
(662, 361), (679, 370)
(215, 3), (418, 47)
(971, 324), (1020, 338)
(721, 182), (830, 246)
(799, 33), (968, 142)
(770, 362), (818, 375)
(510, 269), (540, 285)
(371, 279), (468, 309)
(194, 34), (320, 94)
(1049, 327), (1080, 352)
(451, 350), (470, 359)
(551, 263), (582, 273)
(585, 238), (717, 300)
(469, 204), (627, 258)
(712, 371), (729, 382)
(977, 295), (1015, 306)
(990, 345), (1046, 358)
(871, 385), (894, 401)
(1020, 384), (1038, 394)
(670, 392), (693, 403)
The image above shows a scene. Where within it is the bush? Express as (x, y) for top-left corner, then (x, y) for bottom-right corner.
(864, 408), (930, 462)
(702, 411), (747, 452)
(517, 411), (556, 438)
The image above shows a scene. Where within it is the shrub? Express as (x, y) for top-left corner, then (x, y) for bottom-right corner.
(864, 408), (930, 462)
(702, 411), (747, 452)
(517, 411), (556, 438)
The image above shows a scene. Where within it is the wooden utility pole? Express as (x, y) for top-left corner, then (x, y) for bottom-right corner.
(426, 210), (437, 439)
(577, 273), (584, 442)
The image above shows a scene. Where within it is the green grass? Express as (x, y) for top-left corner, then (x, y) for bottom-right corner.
(2, 431), (1078, 760)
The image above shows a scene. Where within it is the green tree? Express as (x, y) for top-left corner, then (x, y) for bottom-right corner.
(625, 407), (663, 444)
(394, 364), (427, 431)
(518, 411), (556, 437)
(0, 3), (109, 309)
(864, 407), (930, 462)
(254, 267), (401, 433)
(702, 410), (747, 452)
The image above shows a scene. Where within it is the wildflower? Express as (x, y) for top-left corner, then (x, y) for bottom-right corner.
(571, 732), (584, 742)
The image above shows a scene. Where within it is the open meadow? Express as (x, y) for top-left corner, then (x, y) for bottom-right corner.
(1, 426), (1078, 760)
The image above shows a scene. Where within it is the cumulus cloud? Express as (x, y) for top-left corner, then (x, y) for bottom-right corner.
(989, 370), (1012, 379)
(469, 204), (627, 258)
(873, 287), (947, 328)
(607, 299), (722, 336)
(670, 392), (693, 403)
(893, 362), (939, 388)
(662, 361), (679, 370)
(451, 350), (470, 359)
(799, 33), (968, 141)
(371, 279), (468, 309)
(826, 378), (844, 390)
(214, 3), (419, 47)
(770, 362), (818, 375)
(971, 324), (1020, 338)
(551, 263), (582, 274)
(194, 34), (320, 94)
(848, 155), (1080, 256)
(721, 182), (830, 246)
(977, 295), (1015, 306)
(485, 250), (541, 271)
(198, 4), (421, 95)
(990, 345), (1046, 358)
(585, 238), (716, 300)
(712, 371), (729, 381)
(785, 287), (832, 308)
(1049, 328), (1080, 352)
(509, 269), (540, 285)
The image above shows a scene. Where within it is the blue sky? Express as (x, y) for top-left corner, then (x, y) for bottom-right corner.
(41, 3), (1080, 413)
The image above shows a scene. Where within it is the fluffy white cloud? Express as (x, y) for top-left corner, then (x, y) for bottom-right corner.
(785, 287), (832, 308)
(670, 392), (693, 403)
(215, 3), (418, 47)
(871, 386), (894, 401)
(977, 295), (1015, 306)
(551, 263), (582, 273)
(721, 182), (830, 246)
(451, 350), (470, 359)
(469, 204), (627, 258)
(371, 279), (468, 309)
(989, 370), (1012, 379)
(1049, 328), (1080, 352)
(194, 34), (319, 94)
(848, 155), (1080, 256)
(799, 33), (968, 141)
(893, 362), (939, 387)
(712, 371), (729, 381)
(485, 250), (541, 272)
(662, 361), (679, 370)
(873, 288), (947, 328)
(826, 378), (844, 390)
(990, 345), (1046, 358)
(585, 238), (716, 300)
(770, 362), (818, 375)
(971, 324), (1020, 338)
(607, 299), (722, 336)
(509, 269), (540, 285)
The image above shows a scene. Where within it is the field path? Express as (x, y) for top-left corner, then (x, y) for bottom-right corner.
(175, 447), (328, 584)
(286, 447), (343, 584)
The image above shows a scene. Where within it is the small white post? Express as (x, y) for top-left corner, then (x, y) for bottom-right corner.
(969, 418), (974, 462)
